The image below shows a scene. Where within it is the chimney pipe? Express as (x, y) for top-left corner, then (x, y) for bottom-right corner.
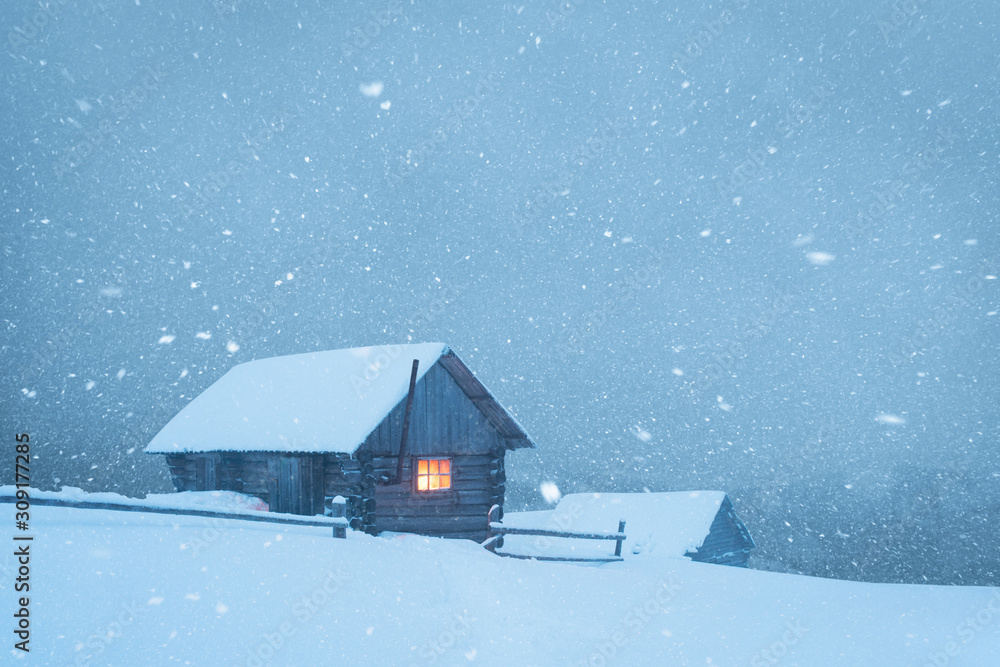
(396, 359), (420, 483)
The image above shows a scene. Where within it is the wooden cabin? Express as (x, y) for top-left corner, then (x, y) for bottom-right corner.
(145, 343), (535, 541)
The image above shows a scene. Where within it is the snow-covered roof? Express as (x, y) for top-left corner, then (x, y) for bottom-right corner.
(146, 343), (450, 455)
(500, 491), (730, 561)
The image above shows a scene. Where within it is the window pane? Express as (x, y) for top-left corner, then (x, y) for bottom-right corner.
(415, 459), (452, 492)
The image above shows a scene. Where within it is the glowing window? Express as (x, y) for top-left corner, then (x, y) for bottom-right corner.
(415, 458), (451, 491)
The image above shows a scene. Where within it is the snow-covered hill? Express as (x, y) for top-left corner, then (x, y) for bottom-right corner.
(7, 500), (999, 666)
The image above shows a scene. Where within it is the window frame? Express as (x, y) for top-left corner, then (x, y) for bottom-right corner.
(412, 457), (453, 494)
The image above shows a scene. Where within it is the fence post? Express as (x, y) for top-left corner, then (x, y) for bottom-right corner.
(614, 520), (626, 557)
(330, 495), (347, 539)
(486, 504), (501, 552)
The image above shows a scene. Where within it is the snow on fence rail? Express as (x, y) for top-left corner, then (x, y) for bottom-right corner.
(0, 494), (350, 538)
(482, 505), (627, 563)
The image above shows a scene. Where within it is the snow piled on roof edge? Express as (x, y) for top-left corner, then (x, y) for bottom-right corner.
(144, 343), (449, 455)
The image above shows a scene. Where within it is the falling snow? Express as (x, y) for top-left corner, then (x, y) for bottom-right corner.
(3, 4), (999, 661)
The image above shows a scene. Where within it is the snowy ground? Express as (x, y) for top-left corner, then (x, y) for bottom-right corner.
(5, 502), (999, 666)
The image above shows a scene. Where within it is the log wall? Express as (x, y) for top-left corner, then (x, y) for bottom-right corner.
(685, 496), (755, 568)
(372, 449), (506, 542)
(162, 451), (375, 531)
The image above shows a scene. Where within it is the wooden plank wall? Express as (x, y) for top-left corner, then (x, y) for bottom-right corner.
(238, 453), (332, 518)
(164, 452), (367, 525)
(362, 362), (506, 461)
(437, 354), (531, 444)
(687, 498), (753, 567)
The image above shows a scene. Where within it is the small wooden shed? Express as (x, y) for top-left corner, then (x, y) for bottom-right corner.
(499, 491), (755, 567)
(683, 494), (756, 567)
(145, 343), (535, 541)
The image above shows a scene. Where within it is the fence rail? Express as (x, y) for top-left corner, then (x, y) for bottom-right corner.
(483, 505), (626, 563)
(0, 495), (349, 537)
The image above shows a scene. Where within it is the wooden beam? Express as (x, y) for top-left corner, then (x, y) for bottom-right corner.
(487, 522), (625, 541)
(377, 503), (492, 518)
(492, 551), (624, 563)
(327, 496), (347, 539)
(615, 519), (626, 557)
(0, 496), (348, 530)
(376, 514), (487, 533)
(395, 359), (420, 483)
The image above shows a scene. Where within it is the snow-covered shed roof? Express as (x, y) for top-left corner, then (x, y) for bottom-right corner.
(500, 491), (736, 561)
(146, 343), (535, 455)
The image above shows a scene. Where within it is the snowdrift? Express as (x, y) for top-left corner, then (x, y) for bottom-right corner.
(5, 494), (999, 665)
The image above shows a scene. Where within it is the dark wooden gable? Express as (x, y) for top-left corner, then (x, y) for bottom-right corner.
(685, 495), (755, 567)
(358, 359), (513, 540)
(437, 352), (533, 449)
(358, 360), (509, 458)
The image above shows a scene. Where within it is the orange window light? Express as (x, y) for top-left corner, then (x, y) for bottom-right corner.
(415, 458), (452, 492)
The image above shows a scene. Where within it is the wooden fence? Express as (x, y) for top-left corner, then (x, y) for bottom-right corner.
(0, 495), (350, 538)
(482, 505), (626, 563)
